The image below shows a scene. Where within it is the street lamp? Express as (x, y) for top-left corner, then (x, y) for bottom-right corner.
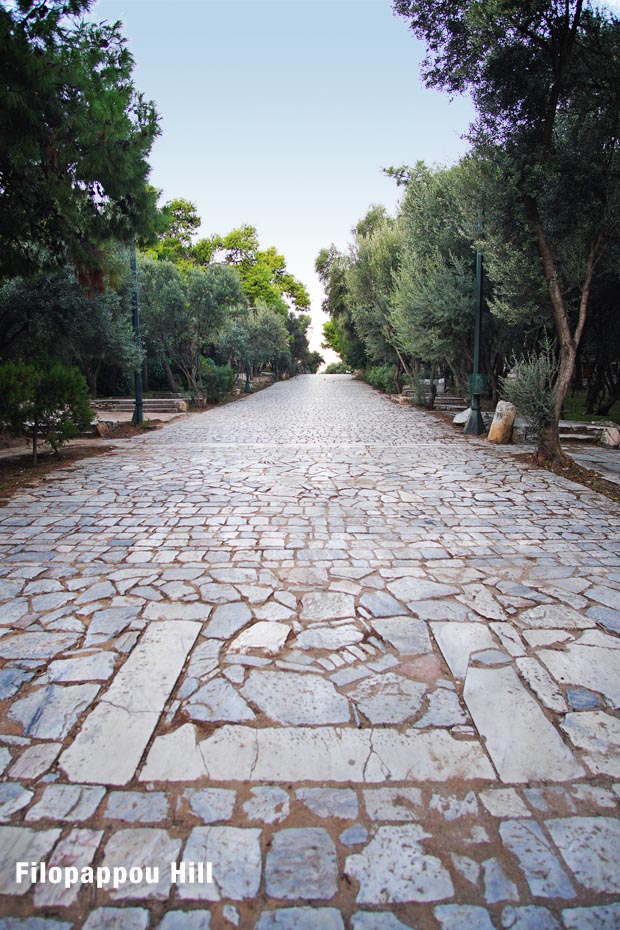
(244, 351), (252, 393)
(464, 208), (487, 435)
(130, 235), (144, 426)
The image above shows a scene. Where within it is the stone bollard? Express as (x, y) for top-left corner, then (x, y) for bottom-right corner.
(487, 401), (517, 444)
(601, 426), (620, 448)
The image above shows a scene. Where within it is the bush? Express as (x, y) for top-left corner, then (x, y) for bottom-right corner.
(199, 358), (235, 404)
(0, 361), (94, 464)
(364, 365), (398, 394)
(500, 338), (558, 440)
(324, 362), (351, 374)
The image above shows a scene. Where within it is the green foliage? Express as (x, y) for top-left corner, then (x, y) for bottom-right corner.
(0, 1), (160, 280)
(0, 360), (93, 463)
(364, 365), (398, 394)
(199, 358), (235, 404)
(324, 362), (351, 374)
(147, 199), (201, 262)
(193, 225), (310, 313)
(500, 339), (558, 440)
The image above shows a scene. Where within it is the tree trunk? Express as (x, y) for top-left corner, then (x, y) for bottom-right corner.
(32, 420), (38, 466)
(161, 354), (179, 393)
(526, 197), (595, 463)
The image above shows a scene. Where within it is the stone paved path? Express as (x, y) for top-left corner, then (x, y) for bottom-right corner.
(1, 374), (620, 930)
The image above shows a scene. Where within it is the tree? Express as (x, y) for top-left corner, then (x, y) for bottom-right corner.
(194, 225), (310, 313)
(393, 0), (620, 460)
(148, 198), (201, 262)
(0, 0), (160, 282)
(316, 245), (367, 369)
(0, 361), (93, 464)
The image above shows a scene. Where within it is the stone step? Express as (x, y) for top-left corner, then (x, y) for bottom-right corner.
(93, 398), (187, 413)
(559, 433), (600, 444)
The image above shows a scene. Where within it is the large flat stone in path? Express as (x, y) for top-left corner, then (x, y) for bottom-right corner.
(431, 622), (496, 678)
(547, 816), (620, 894)
(0, 826), (61, 894)
(464, 666), (584, 783)
(345, 824), (454, 903)
(387, 578), (458, 603)
(241, 670), (350, 725)
(140, 724), (495, 783)
(538, 633), (620, 708)
(60, 620), (200, 785)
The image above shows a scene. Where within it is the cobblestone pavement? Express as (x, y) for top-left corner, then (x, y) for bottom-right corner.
(1, 374), (620, 930)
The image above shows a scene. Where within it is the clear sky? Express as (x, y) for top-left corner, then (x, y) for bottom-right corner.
(93, 0), (476, 355)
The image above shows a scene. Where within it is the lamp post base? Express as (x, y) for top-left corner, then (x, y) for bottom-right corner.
(463, 397), (486, 435)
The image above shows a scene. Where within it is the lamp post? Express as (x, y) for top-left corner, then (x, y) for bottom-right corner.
(130, 235), (144, 426)
(464, 208), (487, 435)
(244, 351), (252, 393)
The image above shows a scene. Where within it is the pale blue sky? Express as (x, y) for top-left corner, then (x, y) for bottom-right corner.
(93, 0), (476, 352)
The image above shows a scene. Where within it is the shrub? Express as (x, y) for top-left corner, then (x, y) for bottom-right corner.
(364, 365), (398, 394)
(0, 361), (94, 464)
(324, 362), (351, 374)
(500, 338), (558, 441)
(199, 357), (235, 404)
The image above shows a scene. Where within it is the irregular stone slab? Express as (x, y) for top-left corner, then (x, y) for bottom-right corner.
(187, 639), (221, 679)
(500, 907), (561, 930)
(416, 686), (467, 728)
(256, 909), (344, 930)
(8, 743), (60, 781)
(514, 605), (592, 630)
(459, 584), (507, 620)
(359, 591), (403, 617)
(178, 826), (261, 900)
(431, 623), (496, 678)
(351, 913), (413, 930)
(464, 666), (584, 782)
(183, 788), (236, 823)
(159, 912), (211, 930)
(340, 824), (369, 847)
(538, 636), (620, 708)
(434, 905), (495, 930)
(562, 903), (620, 930)
(522, 629), (573, 648)
(205, 602), (252, 638)
(26, 784), (105, 821)
(0, 667), (34, 700)
(60, 620), (200, 785)
(430, 791), (478, 820)
(241, 671), (350, 725)
(102, 827), (181, 899)
(363, 787), (423, 822)
(105, 791), (168, 823)
(301, 592), (355, 620)
(0, 632), (78, 660)
(387, 578), (458, 603)
(450, 854), (480, 886)
(296, 787), (358, 819)
(34, 828), (102, 907)
(293, 624), (363, 651)
(0, 783), (33, 821)
(82, 907), (149, 929)
(411, 600), (470, 622)
(265, 827), (337, 900)
(229, 621), (289, 655)
(243, 787), (289, 824)
(84, 606), (140, 643)
(546, 816), (620, 894)
(345, 824), (453, 903)
(370, 616), (432, 655)
(187, 677), (255, 723)
(499, 820), (575, 898)
(561, 710), (620, 776)
(566, 687), (601, 710)
(0, 826), (61, 894)
(516, 657), (567, 712)
(0, 918), (72, 930)
(482, 856), (518, 903)
(348, 672), (426, 724)
(10, 683), (100, 739)
(478, 788), (530, 818)
(587, 605), (620, 634)
(143, 601), (212, 622)
(140, 724), (208, 782)
(47, 652), (115, 682)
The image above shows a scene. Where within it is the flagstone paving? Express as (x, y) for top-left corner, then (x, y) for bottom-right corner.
(0, 373), (620, 929)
